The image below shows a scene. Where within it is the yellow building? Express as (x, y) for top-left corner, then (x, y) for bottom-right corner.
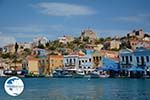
(92, 51), (103, 68)
(27, 56), (48, 75)
(48, 55), (64, 73)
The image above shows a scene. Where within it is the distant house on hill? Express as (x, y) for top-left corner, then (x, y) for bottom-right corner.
(58, 35), (74, 44)
(110, 40), (121, 50)
(3, 44), (15, 53)
(127, 29), (144, 39)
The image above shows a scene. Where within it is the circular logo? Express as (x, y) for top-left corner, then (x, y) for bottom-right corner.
(4, 76), (24, 96)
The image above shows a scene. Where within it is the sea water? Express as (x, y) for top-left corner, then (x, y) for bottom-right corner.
(0, 78), (150, 100)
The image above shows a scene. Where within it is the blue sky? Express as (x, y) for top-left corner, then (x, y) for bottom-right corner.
(0, 0), (150, 47)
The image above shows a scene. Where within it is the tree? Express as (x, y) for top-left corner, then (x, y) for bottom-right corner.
(45, 42), (50, 48)
(1, 53), (11, 59)
(24, 48), (31, 55)
(38, 44), (45, 49)
(15, 42), (19, 53)
(83, 37), (89, 43)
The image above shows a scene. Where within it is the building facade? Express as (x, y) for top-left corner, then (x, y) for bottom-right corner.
(119, 47), (150, 76)
(48, 55), (64, 73)
(127, 29), (145, 39)
(27, 48), (48, 75)
(92, 51), (103, 68)
(110, 40), (121, 50)
(64, 54), (79, 69)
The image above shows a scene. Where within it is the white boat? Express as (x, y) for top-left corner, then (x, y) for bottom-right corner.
(90, 70), (110, 78)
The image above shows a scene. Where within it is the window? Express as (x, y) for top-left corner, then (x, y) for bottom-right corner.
(122, 56), (124, 61)
(130, 56), (132, 62)
(70, 59), (72, 64)
(126, 56), (129, 64)
(135, 31), (139, 36)
(137, 57), (139, 63)
(74, 58), (76, 63)
(79, 60), (81, 65)
(96, 56), (99, 61)
(146, 56), (149, 62)
(99, 56), (101, 60)
(66, 59), (68, 63)
(89, 58), (91, 62)
(93, 57), (95, 60)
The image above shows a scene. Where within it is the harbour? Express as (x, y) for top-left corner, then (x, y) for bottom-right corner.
(1, 78), (150, 100)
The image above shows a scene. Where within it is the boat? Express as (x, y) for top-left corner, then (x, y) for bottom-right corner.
(72, 69), (85, 78)
(52, 68), (85, 78)
(52, 69), (72, 78)
(3, 70), (17, 75)
(89, 70), (110, 78)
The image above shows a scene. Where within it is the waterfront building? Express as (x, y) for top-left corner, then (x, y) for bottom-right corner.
(64, 52), (84, 69)
(64, 49), (94, 74)
(133, 48), (150, 68)
(79, 52), (93, 74)
(48, 55), (64, 74)
(92, 50), (103, 68)
(119, 47), (150, 77)
(119, 48), (133, 76)
(27, 56), (48, 75)
(27, 48), (48, 75)
(64, 54), (79, 69)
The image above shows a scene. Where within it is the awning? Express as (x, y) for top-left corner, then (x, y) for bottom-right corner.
(96, 67), (120, 71)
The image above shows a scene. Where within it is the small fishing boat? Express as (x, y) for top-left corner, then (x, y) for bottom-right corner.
(89, 70), (110, 78)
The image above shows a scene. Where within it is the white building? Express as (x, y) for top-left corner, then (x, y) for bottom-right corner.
(127, 29), (145, 39)
(64, 54), (79, 69)
(58, 36), (74, 44)
(19, 42), (33, 49)
(119, 48), (150, 70)
(110, 40), (121, 50)
(64, 50), (94, 74)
